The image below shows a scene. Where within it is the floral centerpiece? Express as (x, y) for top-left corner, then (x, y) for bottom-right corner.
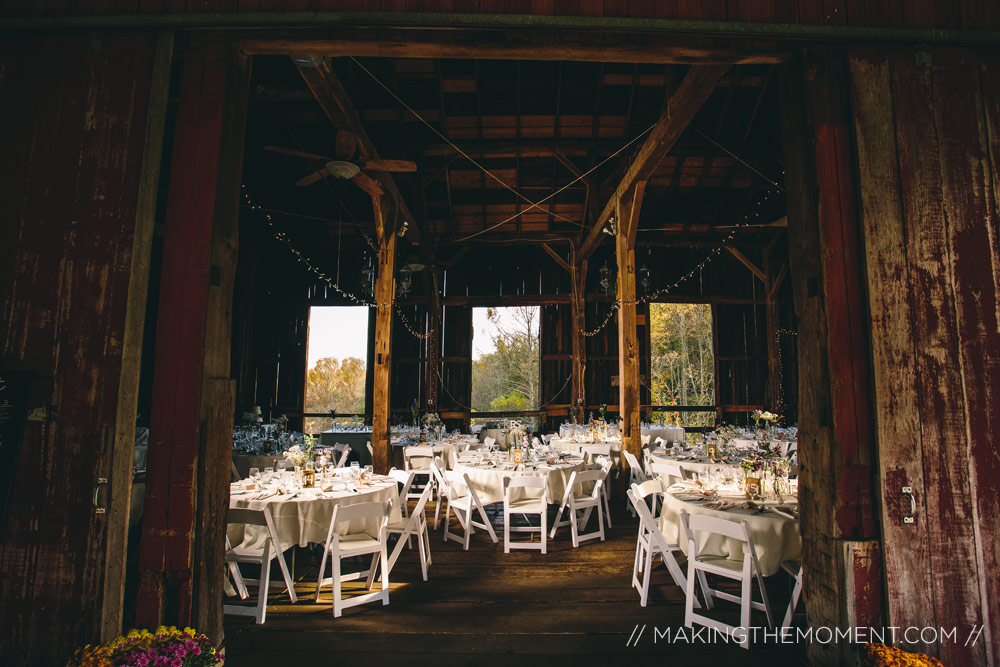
(768, 456), (792, 498)
(66, 626), (224, 667)
(752, 410), (782, 438)
(411, 399), (420, 427)
(862, 643), (944, 667)
(503, 419), (527, 451)
(284, 442), (311, 469)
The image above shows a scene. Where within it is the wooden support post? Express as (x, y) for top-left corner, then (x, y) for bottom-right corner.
(136, 35), (249, 636)
(617, 181), (646, 466)
(371, 196), (396, 475)
(570, 249), (588, 420)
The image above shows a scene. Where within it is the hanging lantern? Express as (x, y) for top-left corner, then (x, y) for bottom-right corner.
(397, 266), (413, 297)
(639, 264), (651, 293)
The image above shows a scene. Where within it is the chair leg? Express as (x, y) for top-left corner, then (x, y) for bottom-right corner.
(275, 548), (297, 603)
(640, 541), (655, 607)
(257, 553), (272, 624)
(364, 552), (379, 590)
(314, 542), (330, 603)
(740, 569), (752, 648)
(540, 508), (547, 555)
(684, 559), (697, 627)
(380, 545), (390, 606)
(331, 551), (343, 618)
(503, 506), (510, 554)
(417, 525), (429, 581)
(783, 569), (803, 629)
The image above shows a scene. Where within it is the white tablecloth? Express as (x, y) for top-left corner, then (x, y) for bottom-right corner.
(228, 476), (401, 551)
(548, 439), (622, 466)
(643, 427), (686, 444)
(452, 458), (589, 506)
(651, 450), (725, 476)
(658, 483), (800, 577)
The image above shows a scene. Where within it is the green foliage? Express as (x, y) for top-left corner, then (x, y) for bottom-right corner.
(471, 306), (540, 413)
(649, 303), (715, 427)
(304, 356), (366, 433)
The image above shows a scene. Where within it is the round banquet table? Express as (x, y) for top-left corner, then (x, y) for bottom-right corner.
(643, 426), (686, 444)
(650, 450), (733, 476)
(452, 456), (590, 506)
(228, 473), (401, 552)
(392, 440), (467, 471)
(658, 482), (800, 577)
(548, 438), (622, 466)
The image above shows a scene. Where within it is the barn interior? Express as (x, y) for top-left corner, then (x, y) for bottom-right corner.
(2, 8), (999, 667)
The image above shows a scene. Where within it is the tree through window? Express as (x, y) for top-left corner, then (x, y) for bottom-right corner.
(471, 306), (540, 421)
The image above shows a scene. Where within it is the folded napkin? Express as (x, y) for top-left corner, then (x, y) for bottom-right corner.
(770, 507), (798, 520)
(704, 500), (741, 511)
(251, 490), (278, 501)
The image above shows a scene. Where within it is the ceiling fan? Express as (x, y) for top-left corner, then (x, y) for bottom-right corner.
(265, 131), (417, 197)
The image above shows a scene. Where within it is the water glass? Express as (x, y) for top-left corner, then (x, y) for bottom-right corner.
(350, 461), (360, 479)
(248, 467), (259, 480)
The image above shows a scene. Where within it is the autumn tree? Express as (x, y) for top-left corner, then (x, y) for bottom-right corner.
(649, 303), (714, 426)
(304, 356), (366, 432)
(471, 306), (540, 414)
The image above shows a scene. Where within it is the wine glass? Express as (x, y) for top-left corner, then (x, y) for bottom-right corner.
(248, 467), (259, 481)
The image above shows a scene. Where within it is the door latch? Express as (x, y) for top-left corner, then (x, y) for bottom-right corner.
(901, 486), (916, 524)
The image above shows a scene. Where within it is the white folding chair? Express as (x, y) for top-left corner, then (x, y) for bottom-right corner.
(532, 436), (542, 448)
(428, 455), (450, 529)
(483, 435), (496, 449)
(582, 443), (612, 462)
(332, 443), (351, 468)
(503, 476), (548, 554)
(641, 434), (652, 447)
(626, 488), (692, 608)
(780, 560), (803, 629)
(387, 468), (415, 519)
(314, 500), (391, 618)
(550, 469), (605, 547)
(403, 445), (435, 501)
(622, 450), (648, 515)
(651, 461), (688, 487)
(231, 460), (242, 482)
(542, 434), (556, 446)
(594, 455), (614, 529)
(366, 441), (374, 459)
(386, 481), (434, 581)
(680, 510), (773, 648)
(431, 461), (498, 550)
(223, 507), (297, 624)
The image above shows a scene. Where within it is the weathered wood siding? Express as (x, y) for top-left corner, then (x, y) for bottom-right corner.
(1, 0), (998, 30)
(850, 46), (1000, 667)
(780, 46), (881, 667)
(0, 33), (159, 667)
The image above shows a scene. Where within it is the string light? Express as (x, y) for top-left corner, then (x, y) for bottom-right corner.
(578, 189), (779, 337)
(243, 185), (435, 340)
(775, 328), (798, 415)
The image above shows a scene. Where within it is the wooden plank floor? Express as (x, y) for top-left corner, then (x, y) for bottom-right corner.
(222, 483), (806, 666)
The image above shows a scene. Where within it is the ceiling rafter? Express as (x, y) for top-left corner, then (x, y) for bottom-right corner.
(579, 64), (730, 260)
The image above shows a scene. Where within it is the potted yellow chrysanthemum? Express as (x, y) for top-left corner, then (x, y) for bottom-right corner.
(66, 626), (224, 667)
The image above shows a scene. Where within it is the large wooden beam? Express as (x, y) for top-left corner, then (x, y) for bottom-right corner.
(371, 196), (396, 475)
(617, 181), (647, 466)
(248, 35), (782, 65)
(137, 35), (249, 635)
(579, 65), (729, 260)
(727, 246), (767, 282)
